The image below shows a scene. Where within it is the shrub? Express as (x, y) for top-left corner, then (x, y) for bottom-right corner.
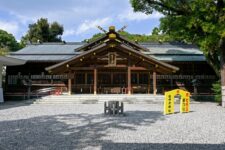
(212, 81), (222, 104)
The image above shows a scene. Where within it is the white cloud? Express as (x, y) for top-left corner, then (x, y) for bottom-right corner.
(76, 17), (112, 35)
(118, 8), (163, 21)
(0, 20), (19, 35)
(0, 0), (162, 41)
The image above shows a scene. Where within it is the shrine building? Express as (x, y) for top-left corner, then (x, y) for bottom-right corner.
(5, 26), (217, 98)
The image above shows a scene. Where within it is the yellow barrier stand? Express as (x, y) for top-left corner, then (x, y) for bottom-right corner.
(164, 92), (175, 115)
(164, 89), (190, 115)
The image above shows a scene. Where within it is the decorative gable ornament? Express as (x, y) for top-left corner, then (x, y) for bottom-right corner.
(108, 52), (117, 66)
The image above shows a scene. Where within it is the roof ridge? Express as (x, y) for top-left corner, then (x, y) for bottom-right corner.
(27, 42), (85, 45)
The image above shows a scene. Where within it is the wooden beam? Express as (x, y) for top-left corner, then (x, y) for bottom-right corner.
(70, 67), (95, 70)
(94, 68), (97, 95)
(153, 71), (157, 95)
(134, 60), (143, 66)
(96, 64), (127, 68)
(130, 66), (148, 71)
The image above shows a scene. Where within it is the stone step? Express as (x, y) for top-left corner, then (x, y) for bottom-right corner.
(34, 98), (164, 101)
(39, 95), (164, 99)
(32, 94), (165, 104)
(33, 101), (163, 104)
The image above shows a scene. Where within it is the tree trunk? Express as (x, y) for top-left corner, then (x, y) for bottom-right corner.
(221, 48), (225, 107)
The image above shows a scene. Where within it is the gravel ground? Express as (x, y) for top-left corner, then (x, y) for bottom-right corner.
(0, 102), (225, 150)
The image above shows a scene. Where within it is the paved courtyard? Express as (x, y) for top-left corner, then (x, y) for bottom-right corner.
(0, 102), (225, 150)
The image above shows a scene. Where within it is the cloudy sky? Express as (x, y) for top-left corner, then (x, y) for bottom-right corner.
(0, 0), (163, 42)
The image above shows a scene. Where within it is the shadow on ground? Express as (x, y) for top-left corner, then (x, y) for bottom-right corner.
(0, 111), (164, 150)
(0, 100), (32, 110)
(101, 143), (225, 150)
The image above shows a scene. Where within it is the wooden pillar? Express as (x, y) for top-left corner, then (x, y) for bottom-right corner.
(153, 71), (157, 95)
(94, 68), (97, 95)
(127, 67), (131, 95)
(137, 73), (139, 84)
(74, 72), (76, 94)
(51, 75), (53, 84)
(68, 79), (72, 95)
(85, 72), (87, 84)
(148, 72), (150, 94)
(27, 74), (31, 100)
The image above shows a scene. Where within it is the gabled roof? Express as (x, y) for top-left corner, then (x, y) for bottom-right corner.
(75, 26), (149, 52)
(46, 43), (108, 72)
(8, 26), (205, 62)
(46, 30), (179, 74)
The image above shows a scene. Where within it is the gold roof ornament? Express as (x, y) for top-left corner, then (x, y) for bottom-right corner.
(109, 33), (116, 40)
(109, 26), (115, 32)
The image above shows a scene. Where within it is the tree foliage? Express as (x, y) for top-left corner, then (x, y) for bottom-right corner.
(85, 30), (173, 43)
(130, 0), (225, 76)
(0, 29), (21, 54)
(21, 18), (64, 44)
(212, 81), (222, 103)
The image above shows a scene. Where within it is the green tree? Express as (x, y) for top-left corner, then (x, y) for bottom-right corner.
(21, 18), (64, 44)
(152, 27), (160, 35)
(130, 0), (225, 106)
(0, 29), (20, 55)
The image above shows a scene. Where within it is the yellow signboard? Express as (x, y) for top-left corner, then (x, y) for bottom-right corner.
(164, 92), (175, 115)
(180, 91), (190, 113)
(164, 89), (190, 115)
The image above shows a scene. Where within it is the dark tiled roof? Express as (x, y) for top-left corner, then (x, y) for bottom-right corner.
(8, 42), (205, 62)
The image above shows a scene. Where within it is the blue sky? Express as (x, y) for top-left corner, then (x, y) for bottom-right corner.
(0, 0), (163, 42)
